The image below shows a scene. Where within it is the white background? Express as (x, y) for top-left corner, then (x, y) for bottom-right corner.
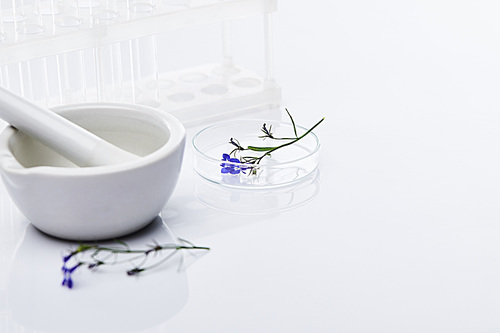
(164, 1), (500, 331)
(1, 0), (500, 332)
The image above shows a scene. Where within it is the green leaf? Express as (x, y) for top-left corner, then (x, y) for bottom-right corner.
(247, 146), (275, 152)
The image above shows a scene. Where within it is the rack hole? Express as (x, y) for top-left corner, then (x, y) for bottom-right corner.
(201, 84), (228, 95)
(167, 92), (195, 102)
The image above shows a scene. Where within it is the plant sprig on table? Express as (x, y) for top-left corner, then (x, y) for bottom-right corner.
(221, 109), (325, 176)
(61, 238), (210, 289)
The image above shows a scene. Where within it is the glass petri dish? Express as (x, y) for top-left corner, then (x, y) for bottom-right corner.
(192, 119), (320, 188)
(194, 168), (320, 214)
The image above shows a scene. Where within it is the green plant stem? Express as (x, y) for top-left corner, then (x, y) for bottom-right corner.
(286, 108), (299, 138)
(248, 117), (325, 164)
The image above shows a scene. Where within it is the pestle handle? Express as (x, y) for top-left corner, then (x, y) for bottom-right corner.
(0, 87), (138, 167)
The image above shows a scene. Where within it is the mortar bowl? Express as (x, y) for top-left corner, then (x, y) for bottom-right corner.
(0, 102), (186, 241)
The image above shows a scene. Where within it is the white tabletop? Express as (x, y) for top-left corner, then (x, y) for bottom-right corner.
(1, 1), (500, 332)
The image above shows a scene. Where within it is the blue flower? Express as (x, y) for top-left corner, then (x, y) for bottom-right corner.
(220, 153), (246, 174)
(62, 253), (74, 263)
(62, 263), (81, 289)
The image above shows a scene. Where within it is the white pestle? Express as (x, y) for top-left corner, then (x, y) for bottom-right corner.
(0, 87), (138, 167)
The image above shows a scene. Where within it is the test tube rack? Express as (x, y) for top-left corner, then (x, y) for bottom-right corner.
(0, 0), (280, 124)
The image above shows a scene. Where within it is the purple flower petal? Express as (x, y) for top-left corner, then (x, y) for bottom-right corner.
(62, 274), (74, 288)
(221, 154), (244, 175)
(62, 254), (73, 263)
(68, 264), (80, 273)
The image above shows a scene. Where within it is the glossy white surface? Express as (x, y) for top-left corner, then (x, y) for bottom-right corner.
(1, 0), (500, 332)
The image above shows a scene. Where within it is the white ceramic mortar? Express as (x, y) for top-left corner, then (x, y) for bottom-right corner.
(0, 103), (186, 240)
